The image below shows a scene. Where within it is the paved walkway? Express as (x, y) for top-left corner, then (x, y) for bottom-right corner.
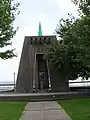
(20, 101), (71, 120)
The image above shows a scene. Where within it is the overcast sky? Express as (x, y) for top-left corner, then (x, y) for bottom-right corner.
(0, 0), (78, 83)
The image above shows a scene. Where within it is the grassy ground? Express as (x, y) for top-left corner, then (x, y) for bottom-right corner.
(0, 102), (27, 120)
(58, 98), (90, 120)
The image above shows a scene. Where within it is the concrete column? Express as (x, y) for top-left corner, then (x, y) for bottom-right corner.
(33, 52), (36, 92)
(46, 59), (51, 91)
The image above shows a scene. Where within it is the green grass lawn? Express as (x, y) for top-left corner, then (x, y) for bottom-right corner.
(0, 102), (27, 120)
(58, 98), (90, 120)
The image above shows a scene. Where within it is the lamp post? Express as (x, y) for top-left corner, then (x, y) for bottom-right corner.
(14, 72), (15, 90)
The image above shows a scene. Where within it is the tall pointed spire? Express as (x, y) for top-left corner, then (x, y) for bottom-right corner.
(38, 22), (42, 36)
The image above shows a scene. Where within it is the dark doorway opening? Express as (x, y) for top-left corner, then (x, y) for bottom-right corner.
(36, 54), (49, 91)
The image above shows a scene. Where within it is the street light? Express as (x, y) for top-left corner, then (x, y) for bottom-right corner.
(14, 72), (15, 90)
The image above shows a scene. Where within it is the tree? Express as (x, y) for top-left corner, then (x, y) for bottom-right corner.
(46, 1), (90, 80)
(72, 0), (90, 16)
(0, 0), (19, 59)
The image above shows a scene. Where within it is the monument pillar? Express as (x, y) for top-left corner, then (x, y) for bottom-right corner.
(33, 53), (36, 92)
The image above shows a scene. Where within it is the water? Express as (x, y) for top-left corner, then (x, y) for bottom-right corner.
(0, 86), (14, 92)
(0, 81), (14, 92)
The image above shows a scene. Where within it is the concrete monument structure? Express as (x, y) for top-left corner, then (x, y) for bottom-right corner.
(16, 23), (69, 93)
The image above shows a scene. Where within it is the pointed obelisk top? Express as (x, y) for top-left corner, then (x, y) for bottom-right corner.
(38, 22), (42, 36)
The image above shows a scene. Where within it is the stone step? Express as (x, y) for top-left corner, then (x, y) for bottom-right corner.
(0, 92), (90, 102)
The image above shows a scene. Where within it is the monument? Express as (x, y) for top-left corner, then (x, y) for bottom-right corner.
(16, 23), (69, 93)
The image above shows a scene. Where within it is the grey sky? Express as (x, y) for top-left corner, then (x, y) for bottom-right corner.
(0, 0), (78, 82)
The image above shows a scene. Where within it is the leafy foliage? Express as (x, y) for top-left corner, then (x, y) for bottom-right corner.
(47, 2), (90, 80)
(72, 0), (90, 16)
(0, 0), (19, 59)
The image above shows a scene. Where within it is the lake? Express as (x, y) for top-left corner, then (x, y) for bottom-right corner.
(0, 81), (14, 92)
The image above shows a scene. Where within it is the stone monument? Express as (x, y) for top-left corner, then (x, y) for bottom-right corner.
(16, 23), (69, 93)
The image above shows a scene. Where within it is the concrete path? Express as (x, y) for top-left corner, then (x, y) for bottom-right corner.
(20, 101), (71, 120)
